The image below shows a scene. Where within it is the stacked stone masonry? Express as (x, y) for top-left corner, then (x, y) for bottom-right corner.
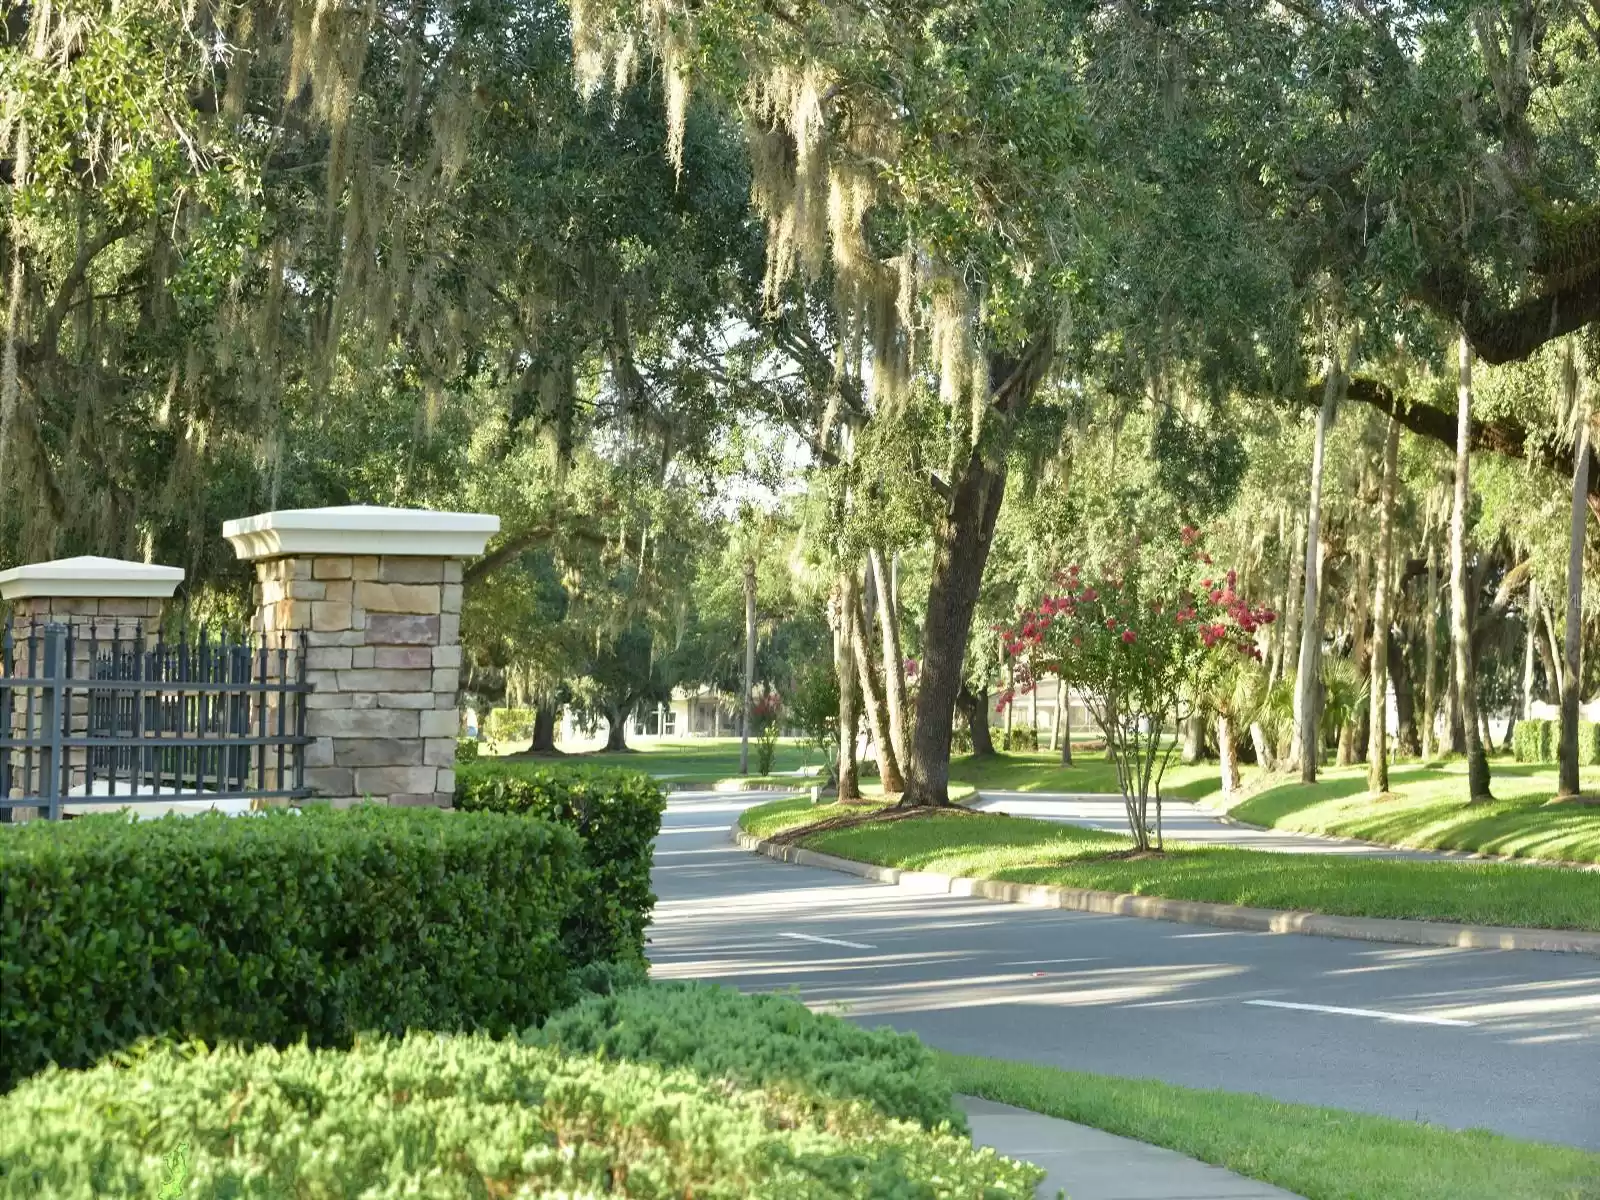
(253, 554), (463, 806)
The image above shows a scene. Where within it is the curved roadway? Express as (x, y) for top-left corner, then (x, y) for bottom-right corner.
(650, 791), (1600, 1151)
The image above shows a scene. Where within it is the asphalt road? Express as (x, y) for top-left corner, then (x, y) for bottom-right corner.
(649, 791), (1600, 1151)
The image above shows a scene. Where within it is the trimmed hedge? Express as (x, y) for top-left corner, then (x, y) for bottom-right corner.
(532, 982), (965, 1132)
(0, 1035), (1041, 1198)
(1512, 718), (1600, 766)
(457, 759), (666, 964)
(0, 806), (583, 1090)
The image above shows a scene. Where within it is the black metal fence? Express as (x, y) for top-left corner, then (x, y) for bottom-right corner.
(0, 617), (313, 820)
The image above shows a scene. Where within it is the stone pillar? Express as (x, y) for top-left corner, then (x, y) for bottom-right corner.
(0, 557), (184, 816)
(222, 505), (497, 807)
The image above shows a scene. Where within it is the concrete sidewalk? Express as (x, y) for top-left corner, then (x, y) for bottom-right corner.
(961, 1096), (1303, 1200)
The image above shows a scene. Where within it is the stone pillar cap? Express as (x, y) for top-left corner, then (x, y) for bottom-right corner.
(223, 505), (499, 561)
(0, 556), (184, 601)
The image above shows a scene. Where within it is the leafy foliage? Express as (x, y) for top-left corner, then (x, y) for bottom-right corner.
(455, 759), (667, 963)
(0, 807), (584, 1090)
(531, 982), (965, 1132)
(0, 1033), (1042, 1198)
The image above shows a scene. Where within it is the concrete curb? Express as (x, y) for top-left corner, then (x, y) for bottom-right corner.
(731, 824), (1600, 956)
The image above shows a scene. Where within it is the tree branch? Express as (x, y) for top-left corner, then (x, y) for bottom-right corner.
(1342, 376), (1600, 504)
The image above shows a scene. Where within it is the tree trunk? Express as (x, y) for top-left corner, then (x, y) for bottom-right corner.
(869, 547), (910, 771)
(1557, 343), (1590, 799)
(1058, 680), (1073, 765)
(530, 702), (559, 754)
(1218, 714), (1242, 797)
(1522, 578), (1539, 719)
(902, 341), (1052, 805)
(1368, 416), (1398, 793)
(1028, 671), (1039, 743)
(1249, 721), (1276, 772)
(1182, 711), (1206, 764)
(833, 574), (861, 801)
(1422, 525), (1440, 761)
(1539, 597), (1565, 701)
(605, 707), (630, 752)
(1340, 546), (1372, 766)
(1278, 513), (1305, 688)
(1451, 334), (1493, 800)
(1293, 359), (1341, 781)
(1389, 638), (1420, 756)
(740, 557), (756, 776)
(958, 684), (997, 757)
(1001, 639), (1015, 747)
(850, 588), (905, 792)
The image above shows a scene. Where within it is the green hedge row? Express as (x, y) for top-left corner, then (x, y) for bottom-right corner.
(456, 759), (666, 965)
(0, 807), (584, 1091)
(1511, 718), (1600, 765)
(533, 982), (965, 1132)
(0, 993), (1042, 1198)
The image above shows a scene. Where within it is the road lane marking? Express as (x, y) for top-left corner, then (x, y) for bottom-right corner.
(1245, 999), (1475, 1027)
(778, 932), (877, 950)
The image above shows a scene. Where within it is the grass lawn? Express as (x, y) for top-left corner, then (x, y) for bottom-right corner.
(1227, 760), (1600, 864)
(490, 737), (827, 784)
(739, 799), (1600, 931)
(947, 748), (1229, 801)
(937, 1052), (1600, 1200)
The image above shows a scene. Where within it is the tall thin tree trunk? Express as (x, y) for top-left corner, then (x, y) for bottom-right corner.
(1218, 714), (1242, 797)
(1523, 578), (1540, 720)
(740, 558), (756, 776)
(833, 574), (861, 800)
(903, 340), (1052, 806)
(1540, 598), (1565, 701)
(1340, 544), (1372, 766)
(1422, 524), (1440, 761)
(958, 684), (997, 757)
(1057, 679), (1073, 764)
(1294, 358), (1340, 781)
(1001, 638), (1015, 747)
(1452, 334), (1493, 800)
(1049, 681), (1060, 751)
(1278, 513), (1305, 688)
(1368, 416), (1398, 793)
(850, 590), (905, 792)
(869, 548), (910, 771)
(1557, 343), (1589, 799)
(1249, 722), (1276, 772)
(1028, 672), (1039, 744)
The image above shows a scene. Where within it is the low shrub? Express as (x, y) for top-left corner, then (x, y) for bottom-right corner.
(532, 982), (964, 1131)
(0, 1035), (1041, 1199)
(483, 705), (535, 746)
(0, 807), (583, 1091)
(1580, 720), (1600, 767)
(1004, 724), (1039, 752)
(456, 759), (666, 964)
(1511, 718), (1553, 763)
(455, 735), (480, 762)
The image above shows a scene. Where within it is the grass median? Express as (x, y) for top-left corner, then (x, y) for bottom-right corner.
(739, 799), (1600, 931)
(1227, 760), (1600, 864)
(937, 1051), (1600, 1200)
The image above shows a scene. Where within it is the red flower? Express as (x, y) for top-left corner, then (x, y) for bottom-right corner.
(1081, 587), (1098, 602)
(1121, 629), (1137, 644)
(1104, 616), (1118, 629)
(1180, 525), (1199, 544)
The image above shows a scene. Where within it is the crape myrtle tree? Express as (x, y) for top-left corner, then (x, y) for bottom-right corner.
(1000, 528), (1274, 852)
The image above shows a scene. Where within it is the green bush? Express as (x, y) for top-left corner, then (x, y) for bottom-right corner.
(456, 759), (666, 964)
(1512, 718), (1554, 763)
(483, 706), (534, 746)
(1003, 723), (1039, 752)
(0, 1035), (1041, 1198)
(455, 735), (480, 762)
(532, 982), (965, 1131)
(1579, 720), (1600, 767)
(0, 807), (583, 1091)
